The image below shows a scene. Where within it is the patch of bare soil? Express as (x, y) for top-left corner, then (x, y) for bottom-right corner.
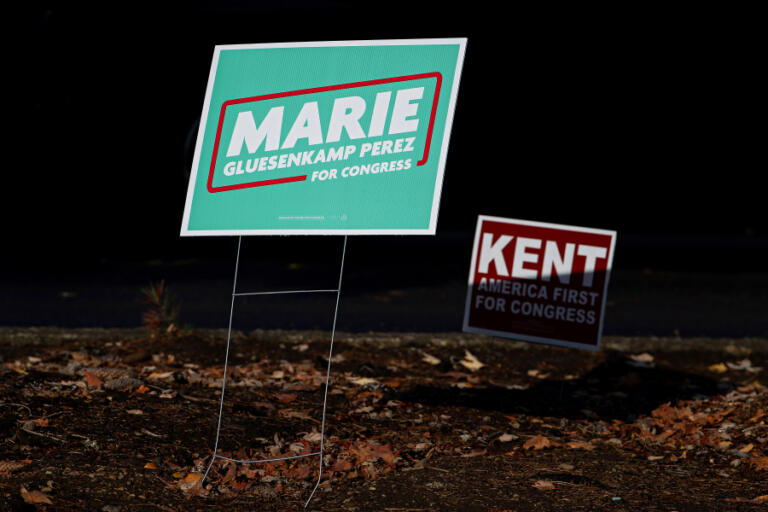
(1, 330), (766, 511)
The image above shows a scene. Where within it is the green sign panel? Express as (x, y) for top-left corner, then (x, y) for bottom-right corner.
(181, 39), (466, 236)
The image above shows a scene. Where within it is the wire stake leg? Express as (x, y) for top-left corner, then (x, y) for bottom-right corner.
(305, 235), (347, 509)
(202, 236), (242, 485)
(198, 235), (348, 511)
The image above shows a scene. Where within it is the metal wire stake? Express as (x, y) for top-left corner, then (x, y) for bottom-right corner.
(305, 235), (347, 509)
(202, 236), (242, 485)
(199, 235), (348, 510)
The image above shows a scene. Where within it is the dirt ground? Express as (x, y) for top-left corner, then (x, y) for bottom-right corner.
(1, 328), (766, 511)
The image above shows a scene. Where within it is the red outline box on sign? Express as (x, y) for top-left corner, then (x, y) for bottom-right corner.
(206, 72), (443, 193)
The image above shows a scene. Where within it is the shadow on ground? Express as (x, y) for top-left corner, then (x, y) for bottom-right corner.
(395, 352), (727, 422)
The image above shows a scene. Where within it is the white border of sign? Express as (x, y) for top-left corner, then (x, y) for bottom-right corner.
(180, 38), (467, 237)
(462, 215), (617, 351)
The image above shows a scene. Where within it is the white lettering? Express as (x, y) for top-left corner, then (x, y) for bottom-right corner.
(511, 237), (541, 279)
(541, 241), (575, 284)
(367, 91), (391, 137)
(478, 234), (513, 276)
(326, 96), (366, 143)
(281, 101), (323, 149)
(577, 245), (608, 287)
(389, 87), (423, 135)
(226, 107), (284, 157)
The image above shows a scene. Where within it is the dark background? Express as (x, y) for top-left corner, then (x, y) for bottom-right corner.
(5, 3), (765, 335)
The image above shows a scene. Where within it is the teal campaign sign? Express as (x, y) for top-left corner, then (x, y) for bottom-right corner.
(181, 39), (466, 236)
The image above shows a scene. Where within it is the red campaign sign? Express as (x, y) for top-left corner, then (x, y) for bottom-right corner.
(463, 216), (616, 350)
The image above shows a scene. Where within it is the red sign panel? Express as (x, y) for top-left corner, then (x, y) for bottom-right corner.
(463, 216), (616, 350)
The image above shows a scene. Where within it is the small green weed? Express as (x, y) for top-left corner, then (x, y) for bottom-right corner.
(140, 280), (180, 337)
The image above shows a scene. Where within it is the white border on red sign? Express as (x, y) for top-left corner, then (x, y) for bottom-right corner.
(180, 38), (467, 236)
(462, 215), (617, 351)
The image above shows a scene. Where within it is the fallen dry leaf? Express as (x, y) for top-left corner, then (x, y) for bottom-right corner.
(629, 353), (655, 363)
(421, 352), (441, 365)
(360, 464), (379, 479)
(147, 371), (174, 380)
(753, 495), (768, 504)
(347, 377), (378, 386)
(280, 409), (313, 420)
(303, 431), (322, 443)
(750, 457), (768, 471)
(330, 459), (353, 472)
(0, 460), (32, 473)
(726, 359), (763, 373)
(126, 409), (143, 415)
(350, 442), (397, 465)
(532, 479), (555, 490)
(566, 441), (596, 451)
(291, 464), (312, 479)
(371, 444), (397, 465)
(136, 385), (150, 394)
(179, 473), (203, 491)
(460, 350), (485, 372)
(144, 462), (157, 469)
(219, 464), (237, 485)
(707, 363), (728, 374)
(84, 370), (103, 388)
(498, 433), (518, 442)
(524, 435), (556, 450)
(289, 442), (307, 454)
(21, 485), (53, 505)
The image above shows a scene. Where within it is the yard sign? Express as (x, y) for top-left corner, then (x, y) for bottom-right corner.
(463, 216), (616, 350)
(181, 39), (466, 236)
